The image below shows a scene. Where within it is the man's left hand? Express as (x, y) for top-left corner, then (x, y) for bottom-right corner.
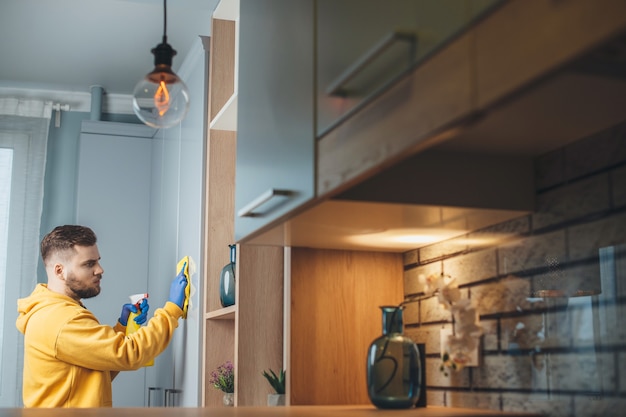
(119, 298), (150, 326)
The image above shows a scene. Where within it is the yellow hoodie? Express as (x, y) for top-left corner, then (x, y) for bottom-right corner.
(16, 284), (182, 408)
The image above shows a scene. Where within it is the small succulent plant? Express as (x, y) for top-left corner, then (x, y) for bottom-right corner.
(262, 368), (286, 395)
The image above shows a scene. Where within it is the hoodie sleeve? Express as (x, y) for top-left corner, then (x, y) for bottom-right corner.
(54, 302), (183, 371)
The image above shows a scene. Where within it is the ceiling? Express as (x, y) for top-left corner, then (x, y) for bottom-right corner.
(0, 0), (221, 113)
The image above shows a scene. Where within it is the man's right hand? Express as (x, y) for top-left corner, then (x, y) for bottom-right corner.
(169, 262), (188, 309)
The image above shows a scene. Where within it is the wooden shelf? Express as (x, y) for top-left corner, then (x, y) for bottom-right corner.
(209, 93), (237, 131)
(206, 305), (236, 320)
(213, 0), (238, 21)
(209, 0), (238, 132)
(208, 17), (236, 127)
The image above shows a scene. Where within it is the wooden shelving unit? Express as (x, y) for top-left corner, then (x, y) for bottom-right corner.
(202, 0), (238, 407)
(203, 0), (283, 407)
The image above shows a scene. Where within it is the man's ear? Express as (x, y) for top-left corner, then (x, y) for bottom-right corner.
(54, 263), (65, 280)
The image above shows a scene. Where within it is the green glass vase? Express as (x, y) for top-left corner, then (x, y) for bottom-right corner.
(366, 305), (421, 409)
(219, 245), (236, 307)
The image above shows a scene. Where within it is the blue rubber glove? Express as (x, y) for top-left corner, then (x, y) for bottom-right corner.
(119, 303), (137, 326)
(134, 298), (149, 325)
(169, 262), (188, 309)
(119, 298), (149, 326)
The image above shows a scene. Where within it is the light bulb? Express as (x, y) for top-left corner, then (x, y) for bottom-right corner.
(155, 81), (171, 116)
(132, 41), (190, 129)
(133, 68), (189, 128)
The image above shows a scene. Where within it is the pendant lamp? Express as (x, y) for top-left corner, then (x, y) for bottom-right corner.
(132, 0), (190, 128)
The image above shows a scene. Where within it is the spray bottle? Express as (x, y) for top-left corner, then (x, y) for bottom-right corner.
(126, 293), (153, 366)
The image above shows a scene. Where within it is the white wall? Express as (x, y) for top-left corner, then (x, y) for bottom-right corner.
(145, 38), (208, 407)
(75, 38), (208, 407)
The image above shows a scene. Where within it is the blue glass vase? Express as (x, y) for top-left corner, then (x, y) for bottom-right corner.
(366, 305), (421, 409)
(219, 245), (236, 307)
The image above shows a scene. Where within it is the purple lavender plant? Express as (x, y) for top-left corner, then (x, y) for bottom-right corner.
(209, 361), (235, 393)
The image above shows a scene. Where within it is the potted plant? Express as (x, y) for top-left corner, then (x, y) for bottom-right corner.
(262, 368), (286, 406)
(209, 361), (235, 406)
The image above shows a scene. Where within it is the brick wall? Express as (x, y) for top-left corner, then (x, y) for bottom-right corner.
(402, 121), (626, 416)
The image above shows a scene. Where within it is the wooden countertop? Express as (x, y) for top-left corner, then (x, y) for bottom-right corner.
(0, 405), (542, 416)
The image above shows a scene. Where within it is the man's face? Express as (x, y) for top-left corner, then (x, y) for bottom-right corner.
(62, 244), (104, 300)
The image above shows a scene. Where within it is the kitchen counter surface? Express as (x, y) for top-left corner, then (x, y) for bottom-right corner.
(0, 406), (542, 416)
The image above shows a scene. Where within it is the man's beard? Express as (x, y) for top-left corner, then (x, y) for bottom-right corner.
(66, 273), (101, 299)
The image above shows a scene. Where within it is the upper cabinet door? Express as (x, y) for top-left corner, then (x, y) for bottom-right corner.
(235, 0), (315, 242)
(316, 0), (502, 138)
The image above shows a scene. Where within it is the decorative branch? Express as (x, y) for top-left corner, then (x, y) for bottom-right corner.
(417, 273), (483, 375)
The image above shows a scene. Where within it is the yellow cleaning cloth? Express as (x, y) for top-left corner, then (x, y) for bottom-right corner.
(176, 256), (191, 319)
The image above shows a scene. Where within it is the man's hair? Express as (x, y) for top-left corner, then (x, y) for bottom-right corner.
(41, 225), (97, 265)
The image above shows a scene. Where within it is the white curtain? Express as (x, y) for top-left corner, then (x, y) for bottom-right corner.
(0, 98), (51, 407)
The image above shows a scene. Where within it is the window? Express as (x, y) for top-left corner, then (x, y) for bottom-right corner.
(0, 148), (13, 373)
(0, 99), (51, 406)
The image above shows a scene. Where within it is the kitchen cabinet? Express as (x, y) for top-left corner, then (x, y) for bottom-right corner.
(318, 0), (626, 197)
(274, 0), (626, 254)
(235, 0), (514, 244)
(235, 0), (315, 242)
(236, 0), (626, 239)
(203, 0), (284, 406)
(316, 0), (501, 137)
(472, 0), (626, 109)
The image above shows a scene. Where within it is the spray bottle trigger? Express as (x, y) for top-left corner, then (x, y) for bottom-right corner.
(129, 293), (148, 310)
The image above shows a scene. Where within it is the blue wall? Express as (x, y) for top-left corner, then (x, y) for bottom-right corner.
(38, 112), (140, 282)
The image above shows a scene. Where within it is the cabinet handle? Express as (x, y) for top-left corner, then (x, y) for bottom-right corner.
(326, 30), (417, 97)
(238, 188), (292, 218)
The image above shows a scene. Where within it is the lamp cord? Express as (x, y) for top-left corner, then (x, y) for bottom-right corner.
(162, 0), (168, 43)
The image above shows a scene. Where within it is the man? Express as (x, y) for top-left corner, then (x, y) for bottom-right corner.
(16, 225), (188, 407)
